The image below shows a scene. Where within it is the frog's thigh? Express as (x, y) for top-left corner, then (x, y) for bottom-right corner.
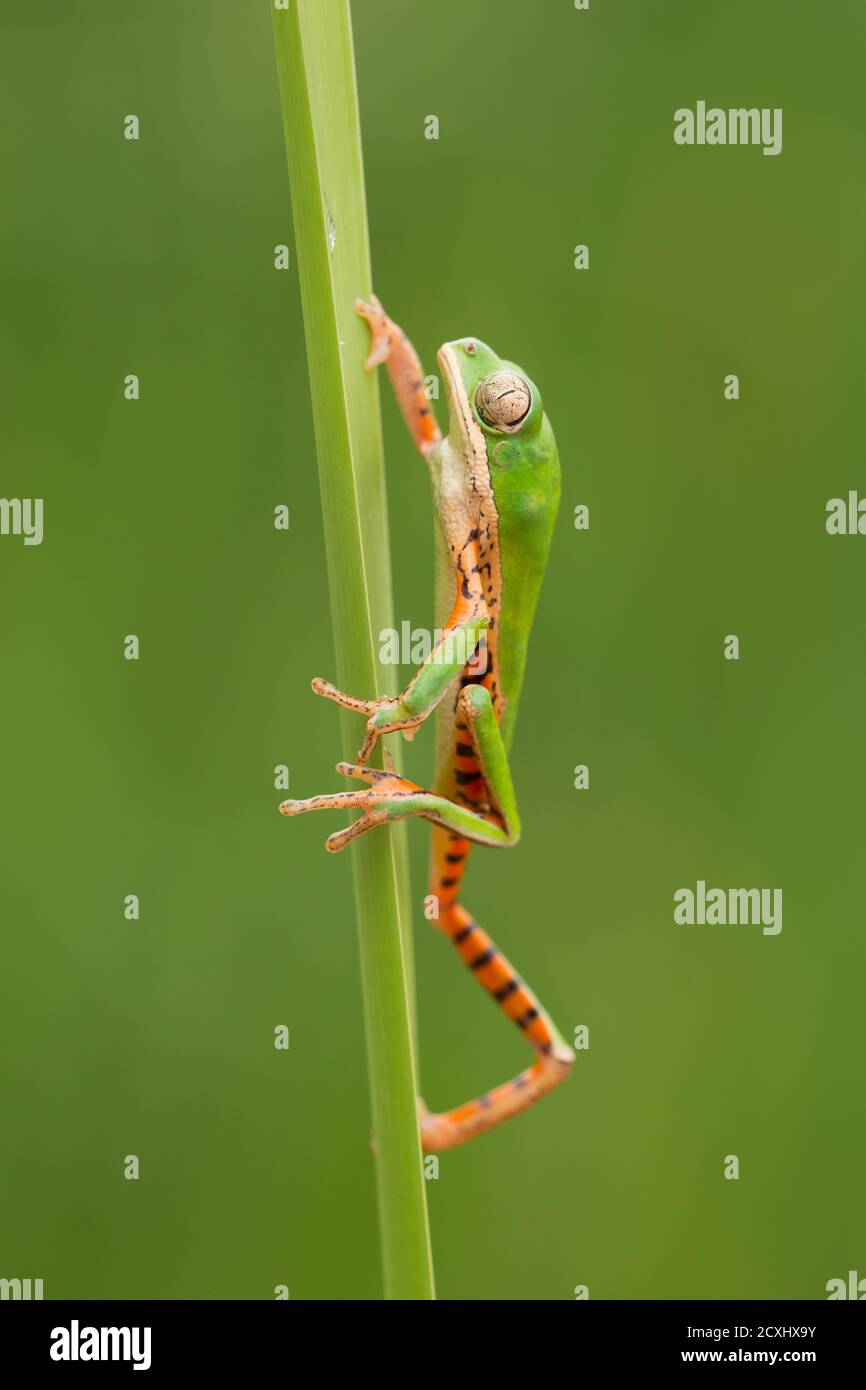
(456, 684), (521, 841)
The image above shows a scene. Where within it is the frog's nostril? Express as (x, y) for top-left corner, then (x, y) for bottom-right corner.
(475, 372), (532, 430)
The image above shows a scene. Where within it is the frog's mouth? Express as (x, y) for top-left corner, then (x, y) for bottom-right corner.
(437, 343), (488, 481)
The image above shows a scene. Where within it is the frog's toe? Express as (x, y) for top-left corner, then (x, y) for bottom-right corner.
(355, 295), (391, 370)
(335, 760), (394, 785)
(312, 676), (380, 717)
(325, 811), (387, 853)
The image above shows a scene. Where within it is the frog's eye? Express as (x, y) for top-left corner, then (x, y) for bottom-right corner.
(475, 372), (532, 431)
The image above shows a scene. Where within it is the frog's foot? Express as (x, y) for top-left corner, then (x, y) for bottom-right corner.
(355, 293), (391, 371)
(279, 761), (425, 853)
(311, 676), (422, 764)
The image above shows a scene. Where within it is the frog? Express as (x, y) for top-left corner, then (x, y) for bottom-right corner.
(280, 295), (574, 1149)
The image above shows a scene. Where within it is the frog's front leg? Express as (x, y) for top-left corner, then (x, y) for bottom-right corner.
(311, 601), (489, 765)
(356, 293), (442, 456)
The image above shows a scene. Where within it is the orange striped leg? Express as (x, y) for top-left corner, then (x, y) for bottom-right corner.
(356, 294), (442, 455)
(420, 904), (574, 1151)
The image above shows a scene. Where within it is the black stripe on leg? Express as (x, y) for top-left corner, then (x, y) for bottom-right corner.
(493, 979), (519, 1002)
(517, 1007), (540, 1030)
(470, 948), (496, 970)
(454, 768), (482, 786)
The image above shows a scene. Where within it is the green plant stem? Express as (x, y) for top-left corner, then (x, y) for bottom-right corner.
(271, 0), (435, 1300)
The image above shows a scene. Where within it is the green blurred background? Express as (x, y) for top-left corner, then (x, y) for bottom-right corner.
(2, 0), (864, 1300)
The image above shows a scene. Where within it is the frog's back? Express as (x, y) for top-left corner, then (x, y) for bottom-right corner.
(484, 411), (561, 751)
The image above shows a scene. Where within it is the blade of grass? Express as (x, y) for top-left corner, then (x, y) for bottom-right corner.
(271, 0), (435, 1300)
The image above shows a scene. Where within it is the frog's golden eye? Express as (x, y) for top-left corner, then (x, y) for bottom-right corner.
(475, 372), (532, 431)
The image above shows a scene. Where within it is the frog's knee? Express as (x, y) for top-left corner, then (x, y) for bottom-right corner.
(460, 683), (493, 718)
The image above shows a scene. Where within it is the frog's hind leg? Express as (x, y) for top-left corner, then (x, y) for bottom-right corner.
(279, 759), (515, 853)
(421, 890), (574, 1151)
(281, 684), (575, 1147)
(420, 683), (574, 1151)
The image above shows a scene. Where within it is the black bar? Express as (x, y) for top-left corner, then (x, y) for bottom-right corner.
(1, 1298), (861, 1374)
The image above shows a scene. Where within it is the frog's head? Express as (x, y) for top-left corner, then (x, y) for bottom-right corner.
(437, 336), (560, 534)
